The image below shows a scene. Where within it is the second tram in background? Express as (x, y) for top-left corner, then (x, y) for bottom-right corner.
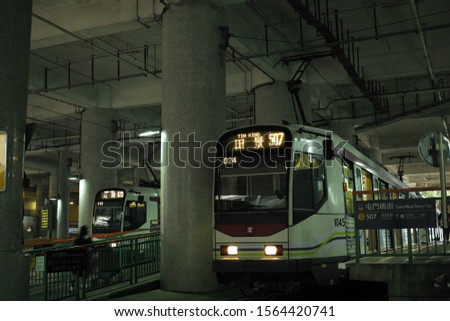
(92, 187), (160, 235)
(212, 124), (409, 292)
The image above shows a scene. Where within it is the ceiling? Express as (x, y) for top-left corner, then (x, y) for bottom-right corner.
(25, 0), (450, 189)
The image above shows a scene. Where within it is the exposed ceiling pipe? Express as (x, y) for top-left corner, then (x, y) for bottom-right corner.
(27, 117), (80, 133)
(245, 0), (299, 53)
(31, 13), (161, 80)
(32, 135), (80, 143)
(410, 0), (441, 100)
(286, 0), (381, 110)
(323, 83), (450, 109)
(25, 143), (80, 154)
(30, 52), (112, 92)
(228, 21), (450, 63)
(355, 96), (450, 132)
(28, 72), (148, 94)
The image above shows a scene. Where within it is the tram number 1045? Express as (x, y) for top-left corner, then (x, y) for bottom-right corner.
(334, 218), (346, 227)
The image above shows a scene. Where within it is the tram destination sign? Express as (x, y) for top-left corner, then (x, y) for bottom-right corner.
(354, 199), (436, 229)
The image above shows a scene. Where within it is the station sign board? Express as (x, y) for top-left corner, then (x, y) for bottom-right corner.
(354, 199), (436, 229)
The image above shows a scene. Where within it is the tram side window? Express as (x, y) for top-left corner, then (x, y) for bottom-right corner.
(93, 201), (123, 230)
(373, 177), (379, 200)
(124, 201), (147, 230)
(380, 181), (389, 200)
(293, 153), (326, 210)
(361, 169), (373, 201)
(354, 167), (363, 201)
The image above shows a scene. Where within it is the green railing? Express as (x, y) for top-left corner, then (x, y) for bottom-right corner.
(354, 227), (450, 263)
(26, 234), (160, 300)
(353, 190), (450, 263)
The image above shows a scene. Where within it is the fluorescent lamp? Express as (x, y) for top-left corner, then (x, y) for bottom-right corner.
(139, 130), (160, 137)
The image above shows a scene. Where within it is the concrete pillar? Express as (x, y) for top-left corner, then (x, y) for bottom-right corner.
(161, 0), (226, 292)
(329, 106), (355, 143)
(298, 82), (314, 124)
(367, 135), (382, 164)
(0, 0), (32, 300)
(56, 150), (71, 239)
(48, 170), (58, 238)
(79, 108), (117, 228)
(255, 82), (298, 125)
(30, 174), (50, 237)
(133, 166), (144, 186)
(35, 174), (49, 236)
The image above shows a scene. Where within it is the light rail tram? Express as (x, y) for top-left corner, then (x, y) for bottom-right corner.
(212, 124), (408, 292)
(92, 186), (160, 235)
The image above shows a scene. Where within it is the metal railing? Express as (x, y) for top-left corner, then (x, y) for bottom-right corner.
(354, 225), (449, 263)
(26, 233), (160, 300)
(352, 189), (450, 263)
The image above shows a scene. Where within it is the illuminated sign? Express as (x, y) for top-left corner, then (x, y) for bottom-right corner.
(354, 199), (436, 229)
(100, 190), (125, 199)
(41, 208), (49, 229)
(0, 132), (6, 192)
(231, 131), (285, 151)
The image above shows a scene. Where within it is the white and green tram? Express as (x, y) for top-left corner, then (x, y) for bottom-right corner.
(212, 124), (408, 290)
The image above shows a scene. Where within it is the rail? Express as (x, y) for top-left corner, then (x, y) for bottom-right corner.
(352, 189), (450, 263)
(25, 233), (160, 300)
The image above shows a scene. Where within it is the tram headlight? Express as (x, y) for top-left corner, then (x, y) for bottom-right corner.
(220, 245), (238, 256)
(264, 245), (283, 256)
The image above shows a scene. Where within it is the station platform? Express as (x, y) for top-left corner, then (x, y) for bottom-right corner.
(78, 274), (243, 301)
(346, 255), (450, 300)
(107, 287), (243, 301)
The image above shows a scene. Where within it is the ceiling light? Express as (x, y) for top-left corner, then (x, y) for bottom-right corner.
(139, 130), (160, 137)
(68, 174), (82, 181)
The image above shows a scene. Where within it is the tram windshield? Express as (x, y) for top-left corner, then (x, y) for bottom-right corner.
(92, 199), (124, 232)
(215, 170), (287, 212)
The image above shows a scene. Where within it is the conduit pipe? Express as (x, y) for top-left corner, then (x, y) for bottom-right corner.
(410, 0), (441, 100)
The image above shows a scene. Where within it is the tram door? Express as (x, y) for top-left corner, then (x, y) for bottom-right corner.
(343, 164), (354, 216)
(378, 180), (393, 251)
(359, 168), (379, 253)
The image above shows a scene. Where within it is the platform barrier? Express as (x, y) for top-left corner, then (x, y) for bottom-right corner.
(25, 234), (160, 300)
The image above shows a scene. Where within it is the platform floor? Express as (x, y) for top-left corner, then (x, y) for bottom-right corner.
(108, 287), (243, 301)
(83, 274), (243, 301)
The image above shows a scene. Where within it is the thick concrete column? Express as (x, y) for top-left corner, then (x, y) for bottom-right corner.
(329, 106), (355, 143)
(0, 1), (32, 300)
(255, 82), (298, 125)
(79, 108), (117, 228)
(367, 135), (382, 164)
(299, 82), (316, 124)
(56, 150), (71, 239)
(48, 169), (58, 238)
(29, 174), (50, 237)
(161, 0), (226, 292)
